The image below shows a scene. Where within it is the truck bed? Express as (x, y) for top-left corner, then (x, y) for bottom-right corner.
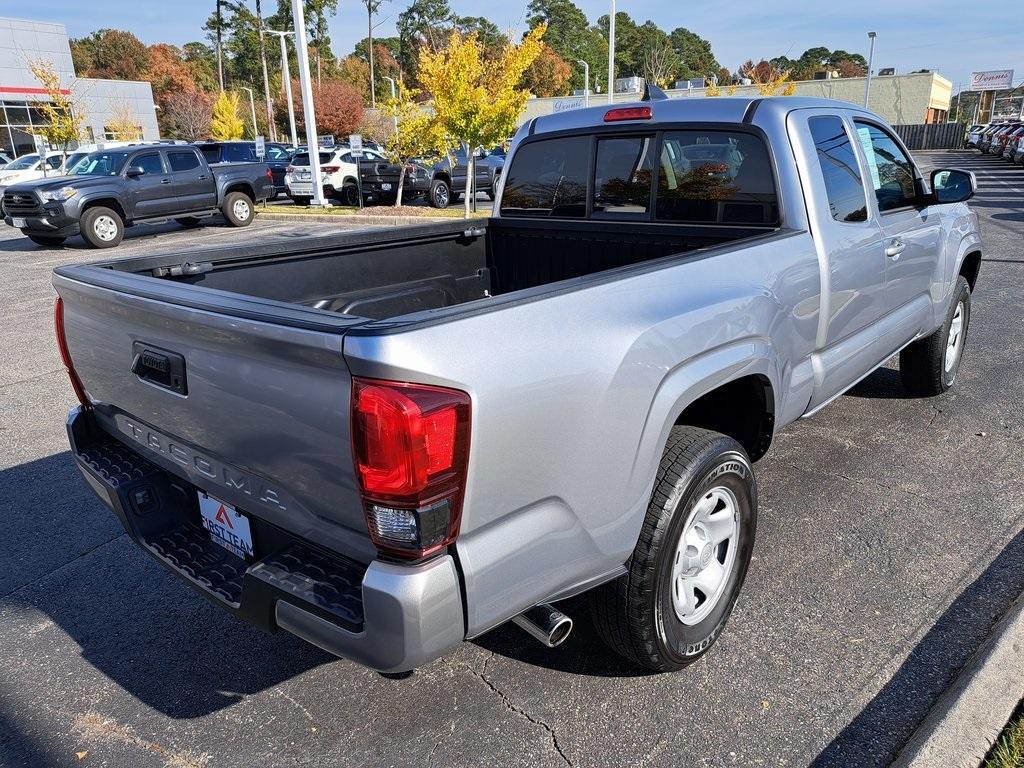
(69, 217), (777, 323)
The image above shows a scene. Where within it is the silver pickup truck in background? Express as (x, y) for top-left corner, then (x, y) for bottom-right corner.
(53, 96), (982, 673)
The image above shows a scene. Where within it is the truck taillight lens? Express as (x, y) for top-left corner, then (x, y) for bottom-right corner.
(54, 296), (90, 407)
(352, 377), (471, 560)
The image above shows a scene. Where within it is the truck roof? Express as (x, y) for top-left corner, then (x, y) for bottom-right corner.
(524, 96), (881, 137)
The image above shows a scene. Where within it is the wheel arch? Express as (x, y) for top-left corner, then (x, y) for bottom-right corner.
(79, 196), (127, 222)
(959, 249), (982, 292)
(223, 182), (255, 201)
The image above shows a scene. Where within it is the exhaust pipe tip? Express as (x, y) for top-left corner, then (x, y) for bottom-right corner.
(512, 603), (573, 648)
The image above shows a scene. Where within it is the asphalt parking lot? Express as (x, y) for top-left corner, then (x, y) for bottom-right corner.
(1, 150), (1022, 768)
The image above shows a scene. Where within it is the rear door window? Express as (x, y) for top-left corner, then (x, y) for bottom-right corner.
(199, 145), (222, 164)
(808, 116), (868, 223)
(593, 136), (654, 216)
(499, 135), (589, 217)
(656, 131), (778, 224)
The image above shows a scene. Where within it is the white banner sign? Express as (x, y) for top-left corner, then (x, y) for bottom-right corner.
(349, 133), (363, 158)
(970, 70), (1014, 91)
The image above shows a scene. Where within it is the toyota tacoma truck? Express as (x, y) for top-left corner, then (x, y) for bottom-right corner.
(53, 96), (982, 673)
(4, 144), (274, 248)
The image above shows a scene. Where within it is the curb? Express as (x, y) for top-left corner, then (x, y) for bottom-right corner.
(258, 210), (477, 227)
(892, 592), (1024, 768)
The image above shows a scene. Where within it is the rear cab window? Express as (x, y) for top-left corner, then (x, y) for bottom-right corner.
(500, 126), (779, 226)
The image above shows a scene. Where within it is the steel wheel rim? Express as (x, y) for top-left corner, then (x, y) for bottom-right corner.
(436, 184), (448, 206)
(94, 215), (118, 241)
(232, 199), (251, 220)
(944, 301), (965, 374)
(671, 486), (740, 626)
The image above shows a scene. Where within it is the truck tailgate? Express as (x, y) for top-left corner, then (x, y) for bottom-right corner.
(54, 270), (376, 563)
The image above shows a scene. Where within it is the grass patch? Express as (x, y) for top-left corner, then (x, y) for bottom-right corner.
(983, 701), (1024, 768)
(260, 203), (488, 219)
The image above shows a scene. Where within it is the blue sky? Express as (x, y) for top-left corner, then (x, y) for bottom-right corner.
(22, 0), (1022, 93)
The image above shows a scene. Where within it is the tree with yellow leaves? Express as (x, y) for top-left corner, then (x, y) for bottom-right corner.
(739, 59), (796, 96)
(210, 91), (244, 140)
(381, 83), (446, 207)
(27, 60), (86, 170)
(418, 25), (546, 217)
(105, 104), (143, 141)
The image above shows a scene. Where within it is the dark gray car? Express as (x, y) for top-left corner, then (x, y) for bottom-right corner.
(3, 144), (274, 248)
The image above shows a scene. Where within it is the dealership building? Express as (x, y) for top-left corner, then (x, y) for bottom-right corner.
(0, 16), (159, 158)
(522, 70), (954, 127)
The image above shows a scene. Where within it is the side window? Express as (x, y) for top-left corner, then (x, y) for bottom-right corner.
(132, 153), (165, 175)
(199, 146), (221, 164)
(223, 143), (256, 161)
(168, 151), (200, 172)
(46, 155), (63, 169)
(854, 122), (918, 212)
(808, 117), (868, 223)
(339, 153), (353, 164)
(267, 146), (288, 160)
(656, 130), (778, 224)
(593, 136), (654, 216)
(499, 135), (589, 218)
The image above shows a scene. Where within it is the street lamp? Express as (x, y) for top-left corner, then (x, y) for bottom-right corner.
(265, 29), (298, 147)
(240, 86), (258, 139)
(607, 0), (616, 104)
(383, 75), (398, 138)
(863, 31), (877, 108)
(576, 60), (590, 107)
(290, 0), (327, 207)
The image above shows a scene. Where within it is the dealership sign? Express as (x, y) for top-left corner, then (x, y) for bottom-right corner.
(970, 70), (1014, 91)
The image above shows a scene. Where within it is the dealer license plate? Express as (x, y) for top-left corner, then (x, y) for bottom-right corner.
(198, 492), (254, 559)
(12, 218), (26, 228)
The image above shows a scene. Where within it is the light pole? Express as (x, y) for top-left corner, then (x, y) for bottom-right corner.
(266, 29), (298, 147)
(607, 0), (616, 104)
(290, 0), (327, 206)
(240, 86), (258, 139)
(383, 75), (398, 138)
(577, 60), (590, 107)
(863, 31), (877, 108)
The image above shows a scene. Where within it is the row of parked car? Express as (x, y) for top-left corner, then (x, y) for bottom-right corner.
(966, 121), (1024, 164)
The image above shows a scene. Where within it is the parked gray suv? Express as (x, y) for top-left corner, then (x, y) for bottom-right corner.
(54, 96), (982, 673)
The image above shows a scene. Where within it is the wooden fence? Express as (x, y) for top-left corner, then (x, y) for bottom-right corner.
(892, 123), (967, 150)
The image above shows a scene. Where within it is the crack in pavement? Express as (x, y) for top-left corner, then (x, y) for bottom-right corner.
(460, 654), (573, 767)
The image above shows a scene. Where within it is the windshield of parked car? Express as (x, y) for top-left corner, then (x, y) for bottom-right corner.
(291, 152), (335, 166)
(67, 151), (133, 176)
(6, 154), (39, 170)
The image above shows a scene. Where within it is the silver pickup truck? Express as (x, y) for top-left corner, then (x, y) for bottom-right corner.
(54, 96), (982, 674)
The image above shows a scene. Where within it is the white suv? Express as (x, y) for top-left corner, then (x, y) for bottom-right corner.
(285, 146), (391, 205)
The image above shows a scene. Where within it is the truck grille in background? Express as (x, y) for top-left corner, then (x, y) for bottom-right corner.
(2, 192), (42, 217)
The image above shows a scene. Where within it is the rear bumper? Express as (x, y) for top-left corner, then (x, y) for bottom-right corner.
(66, 406), (465, 672)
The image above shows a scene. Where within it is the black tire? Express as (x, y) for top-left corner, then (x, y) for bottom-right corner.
(175, 217), (201, 227)
(291, 196), (311, 206)
(27, 234), (66, 247)
(900, 275), (971, 396)
(428, 179), (451, 209)
(222, 191), (255, 227)
(80, 206), (124, 248)
(340, 183), (359, 207)
(590, 426), (757, 672)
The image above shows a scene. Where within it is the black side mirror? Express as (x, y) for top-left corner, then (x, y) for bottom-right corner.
(126, 165), (145, 177)
(930, 168), (976, 204)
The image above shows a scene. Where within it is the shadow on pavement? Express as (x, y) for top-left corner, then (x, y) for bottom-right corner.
(811, 527), (1024, 767)
(0, 705), (54, 768)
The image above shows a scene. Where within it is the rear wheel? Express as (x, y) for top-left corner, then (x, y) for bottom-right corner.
(80, 206), (124, 248)
(900, 275), (971, 396)
(429, 179), (451, 208)
(590, 426), (757, 672)
(222, 191), (254, 227)
(27, 234), (66, 247)
(340, 183), (359, 207)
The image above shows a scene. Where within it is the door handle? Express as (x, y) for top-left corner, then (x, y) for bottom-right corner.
(198, 175), (208, 180)
(160, 178), (172, 185)
(885, 238), (905, 259)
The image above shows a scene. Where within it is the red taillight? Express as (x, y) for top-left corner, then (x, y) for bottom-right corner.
(604, 106), (653, 122)
(266, 167), (273, 181)
(352, 377), (471, 559)
(54, 297), (89, 407)
(286, 165), (294, 173)
(321, 165), (339, 173)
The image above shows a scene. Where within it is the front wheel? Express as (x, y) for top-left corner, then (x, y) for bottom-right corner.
(80, 206), (124, 248)
(590, 426), (757, 672)
(428, 179), (451, 209)
(222, 191), (254, 227)
(900, 275), (971, 396)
